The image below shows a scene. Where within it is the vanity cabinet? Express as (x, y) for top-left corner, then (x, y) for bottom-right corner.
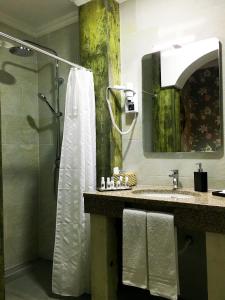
(84, 188), (225, 300)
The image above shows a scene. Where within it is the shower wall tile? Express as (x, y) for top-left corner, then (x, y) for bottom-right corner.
(0, 86), (22, 116)
(2, 144), (38, 175)
(0, 84), (38, 119)
(0, 22), (40, 271)
(3, 116), (38, 145)
(38, 145), (56, 259)
(2, 143), (39, 270)
(4, 64), (37, 88)
(21, 87), (39, 119)
(39, 144), (55, 172)
(0, 20), (80, 271)
(38, 117), (55, 145)
(3, 174), (38, 220)
(4, 213), (38, 268)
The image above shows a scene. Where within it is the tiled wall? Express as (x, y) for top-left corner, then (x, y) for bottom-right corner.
(0, 23), (39, 270)
(37, 23), (80, 260)
(120, 0), (225, 189)
(0, 21), (80, 267)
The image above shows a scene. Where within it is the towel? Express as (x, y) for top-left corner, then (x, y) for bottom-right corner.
(147, 212), (178, 300)
(122, 209), (148, 289)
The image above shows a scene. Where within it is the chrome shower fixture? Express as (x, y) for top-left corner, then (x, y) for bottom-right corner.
(9, 45), (33, 57)
(57, 77), (64, 86)
(38, 93), (56, 114)
(38, 93), (47, 101)
(38, 93), (62, 118)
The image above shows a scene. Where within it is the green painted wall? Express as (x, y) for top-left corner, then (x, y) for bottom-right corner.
(80, 0), (122, 184)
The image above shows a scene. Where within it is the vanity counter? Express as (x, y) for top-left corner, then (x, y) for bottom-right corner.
(84, 186), (225, 233)
(84, 187), (225, 300)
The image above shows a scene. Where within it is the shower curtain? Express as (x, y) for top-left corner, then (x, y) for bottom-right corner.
(52, 68), (96, 297)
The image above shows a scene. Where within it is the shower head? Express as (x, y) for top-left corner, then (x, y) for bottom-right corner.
(9, 45), (34, 57)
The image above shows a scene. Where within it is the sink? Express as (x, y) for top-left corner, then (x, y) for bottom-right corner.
(132, 189), (200, 200)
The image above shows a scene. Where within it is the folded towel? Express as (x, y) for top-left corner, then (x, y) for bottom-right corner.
(147, 212), (178, 300)
(122, 209), (148, 289)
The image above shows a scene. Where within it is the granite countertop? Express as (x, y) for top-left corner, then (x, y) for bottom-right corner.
(84, 186), (225, 210)
(84, 186), (225, 233)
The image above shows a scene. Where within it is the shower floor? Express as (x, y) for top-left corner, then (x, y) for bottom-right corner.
(5, 260), (90, 300)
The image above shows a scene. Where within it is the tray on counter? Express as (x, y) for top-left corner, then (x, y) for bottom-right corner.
(97, 187), (132, 192)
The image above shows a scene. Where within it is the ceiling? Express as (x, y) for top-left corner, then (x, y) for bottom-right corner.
(0, 0), (78, 37)
(71, 0), (128, 4)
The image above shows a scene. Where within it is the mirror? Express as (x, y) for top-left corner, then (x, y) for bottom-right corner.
(142, 38), (222, 153)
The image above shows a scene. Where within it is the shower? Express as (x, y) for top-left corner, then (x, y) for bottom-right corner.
(38, 93), (63, 116)
(10, 40), (64, 194)
(1, 24), (88, 299)
(9, 45), (33, 56)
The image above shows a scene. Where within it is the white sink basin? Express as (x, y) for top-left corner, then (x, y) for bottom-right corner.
(132, 189), (199, 200)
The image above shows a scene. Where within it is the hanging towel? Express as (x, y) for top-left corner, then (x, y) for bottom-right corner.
(52, 68), (96, 297)
(147, 212), (178, 300)
(122, 209), (148, 289)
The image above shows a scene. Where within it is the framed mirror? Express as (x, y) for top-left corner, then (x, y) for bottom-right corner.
(142, 37), (223, 153)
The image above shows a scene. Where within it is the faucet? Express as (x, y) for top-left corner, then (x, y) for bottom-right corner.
(169, 170), (179, 190)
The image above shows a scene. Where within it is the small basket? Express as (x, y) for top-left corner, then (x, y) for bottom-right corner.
(113, 172), (137, 187)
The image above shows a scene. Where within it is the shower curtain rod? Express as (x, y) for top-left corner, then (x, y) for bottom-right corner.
(0, 31), (90, 72)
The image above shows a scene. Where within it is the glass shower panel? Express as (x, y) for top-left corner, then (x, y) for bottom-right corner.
(0, 19), (80, 299)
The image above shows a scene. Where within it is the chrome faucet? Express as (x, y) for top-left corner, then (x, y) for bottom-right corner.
(169, 170), (179, 189)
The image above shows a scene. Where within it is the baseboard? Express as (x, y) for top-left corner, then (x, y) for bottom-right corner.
(5, 259), (40, 280)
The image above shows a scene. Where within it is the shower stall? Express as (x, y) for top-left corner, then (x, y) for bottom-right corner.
(0, 20), (85, 299)
(10, 39), (64, 193)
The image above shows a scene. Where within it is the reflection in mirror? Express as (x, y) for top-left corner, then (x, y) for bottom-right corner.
(142, 38), (222, 153)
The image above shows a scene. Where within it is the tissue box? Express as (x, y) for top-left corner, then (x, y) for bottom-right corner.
(113, 172), (137, 187)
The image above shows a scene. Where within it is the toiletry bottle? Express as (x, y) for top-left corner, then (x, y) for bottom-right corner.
(194, 163), (208, 192)
(119, 176), (123, 187)
(111, 177), (115, 189)
(113, 167), (120, 175)
(106, 177), (111, 189)
(101, 177), (105, 190)
(125, 176), (129, 187)
(116, 178), (121, 189)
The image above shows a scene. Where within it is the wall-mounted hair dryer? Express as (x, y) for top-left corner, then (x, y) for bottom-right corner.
(106, 83), (138, 135)
(108, 83), (138, 114)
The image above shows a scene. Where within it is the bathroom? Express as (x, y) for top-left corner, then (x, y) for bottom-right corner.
(0, 0), (225, 300)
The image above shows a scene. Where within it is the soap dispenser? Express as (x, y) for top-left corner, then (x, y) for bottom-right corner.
(194, 163), (208, 192)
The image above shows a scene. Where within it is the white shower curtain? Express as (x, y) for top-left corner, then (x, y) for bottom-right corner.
(52, 68), (96, 297)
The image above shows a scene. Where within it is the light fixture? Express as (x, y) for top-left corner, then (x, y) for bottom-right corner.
(152, 35), (196, 52)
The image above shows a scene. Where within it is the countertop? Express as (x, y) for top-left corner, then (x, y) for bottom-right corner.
(84, 186), (225, 233)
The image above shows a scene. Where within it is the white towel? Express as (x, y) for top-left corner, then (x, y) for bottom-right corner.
(122, 209), (148, 289)
(147, 212), (178, 300)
